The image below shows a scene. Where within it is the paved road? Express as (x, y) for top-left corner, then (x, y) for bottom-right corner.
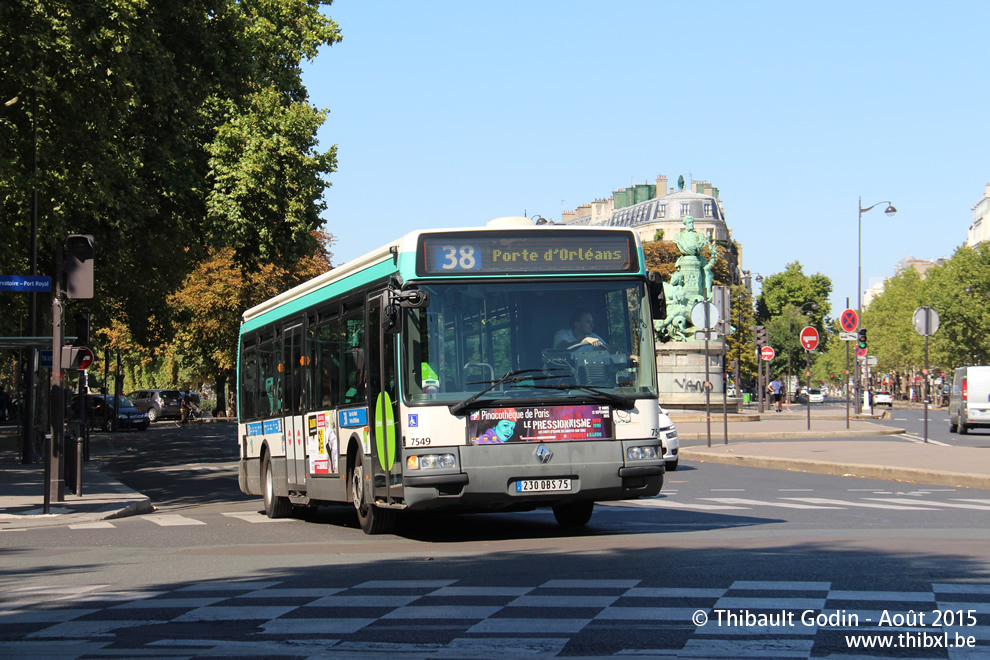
(2, 424), (988, 658)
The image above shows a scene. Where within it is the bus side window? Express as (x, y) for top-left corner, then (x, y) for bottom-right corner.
(258, 334), (276, 418)
(310, 319), (343, 410)
(342, 314), (365, 403)
(240, 343), (258, 420)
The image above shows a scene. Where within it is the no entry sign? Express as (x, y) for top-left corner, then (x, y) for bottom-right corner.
(800, 326), (820, 351)
(760, 346), (775, 361)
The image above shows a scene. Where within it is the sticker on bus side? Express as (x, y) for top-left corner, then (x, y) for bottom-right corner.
(339, 408), (368, 428)
(374, 392), (397, 472)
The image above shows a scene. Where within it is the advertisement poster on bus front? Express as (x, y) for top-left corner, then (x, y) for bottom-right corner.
(468, 405), (611, 445)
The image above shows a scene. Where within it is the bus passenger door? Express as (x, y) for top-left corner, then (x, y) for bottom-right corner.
(283, 321), (306, 490)
(368, 293), (400, 505)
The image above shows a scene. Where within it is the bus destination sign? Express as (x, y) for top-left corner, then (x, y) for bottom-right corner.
(417, 230), (637, 276)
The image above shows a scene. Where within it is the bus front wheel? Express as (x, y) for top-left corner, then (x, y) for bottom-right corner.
(552, 501), (594, 527)
(351, 452), (398, 535)
(263, 453), (292, 519)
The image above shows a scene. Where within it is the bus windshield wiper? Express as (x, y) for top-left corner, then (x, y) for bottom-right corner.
(448, 369), (563, 415)
(526, 383), (637, 410)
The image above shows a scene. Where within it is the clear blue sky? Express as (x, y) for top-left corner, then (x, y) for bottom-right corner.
(303, 0), (989, 318)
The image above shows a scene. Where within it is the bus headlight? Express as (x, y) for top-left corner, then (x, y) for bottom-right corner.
(407, 453), (457, 470)
(626, 445), (659, 461)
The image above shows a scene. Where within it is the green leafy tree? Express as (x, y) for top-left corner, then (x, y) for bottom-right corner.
(757, 261), (832, 352)
(1, 0), (341, 381)
(860, 268), (926, 374)
(925, 243), (990, 369)
(726, 284), (758, 388)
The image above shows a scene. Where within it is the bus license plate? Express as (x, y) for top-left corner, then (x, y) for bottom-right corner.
(516, 478), (571, 493)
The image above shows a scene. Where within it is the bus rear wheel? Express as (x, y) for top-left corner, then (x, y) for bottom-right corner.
(552, 501), (594, 527)
(263, 453), (292, 519)
(351, 452), (398, 535)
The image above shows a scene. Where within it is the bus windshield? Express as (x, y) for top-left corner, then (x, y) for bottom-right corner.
(402, 279), (657, 407)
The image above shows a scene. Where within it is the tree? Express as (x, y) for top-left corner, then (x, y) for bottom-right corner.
(757, 262), (832, 326)
(860, 268), (926, 374)
(167, 230), (334, 416)
(726, 284), (758, 388)
(925, 243), (990, 369)
(0, 0), (342, 360)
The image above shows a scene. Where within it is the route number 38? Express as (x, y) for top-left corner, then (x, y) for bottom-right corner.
(439, 245), (477, 270)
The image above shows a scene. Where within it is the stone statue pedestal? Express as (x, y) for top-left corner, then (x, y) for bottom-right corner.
(656, 339), (742, 412)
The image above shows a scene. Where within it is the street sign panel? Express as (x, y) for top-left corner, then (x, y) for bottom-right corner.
(912, 306), (940, 336)
(760, 346), (775, 361)
(867, 355), (878, 367)
(690, 301), (719, 330)
(0, 276), (51, 292)
(839, 332), (858, 341)
(840, 308), (859, 332)
(800, 326), (820, 351)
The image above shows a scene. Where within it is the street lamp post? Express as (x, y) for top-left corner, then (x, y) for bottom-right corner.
(786, 302), (818, 410)
(741, 271), (763, 408)
(857, 197), (896, 413)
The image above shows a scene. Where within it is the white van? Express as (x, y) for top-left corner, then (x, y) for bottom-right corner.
(949, 366), (990, 434)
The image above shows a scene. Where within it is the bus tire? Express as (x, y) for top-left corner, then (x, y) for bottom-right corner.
(552, 501), (594, 527)
(263, 452), (292, 519)
(351, 452), (398, 535)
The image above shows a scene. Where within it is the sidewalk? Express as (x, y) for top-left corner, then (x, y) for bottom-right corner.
(0, 422), (154, 532)
(671, 409), (990, 491)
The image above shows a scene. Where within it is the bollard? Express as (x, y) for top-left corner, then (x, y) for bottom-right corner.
(75, 434), (84, 496)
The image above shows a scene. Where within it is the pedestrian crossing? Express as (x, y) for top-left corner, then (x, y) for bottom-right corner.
(0, 578), (986, 658)
(52, 489), (990, 530)
(602, 489), (990, 513)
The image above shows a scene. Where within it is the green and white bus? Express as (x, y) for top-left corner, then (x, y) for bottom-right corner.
(237, 217), (668, 534)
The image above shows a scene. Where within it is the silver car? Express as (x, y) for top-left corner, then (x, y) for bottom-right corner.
(658, 407), (679, 471)
(125, 388), (182, 422)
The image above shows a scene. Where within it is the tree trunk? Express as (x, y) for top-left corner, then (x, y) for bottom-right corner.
(213, 371), (228, 418)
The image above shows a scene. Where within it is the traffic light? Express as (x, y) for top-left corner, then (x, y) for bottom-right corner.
(64, 234), (95, 299)
(73, 312), (90, 346)
(857, 328), (867, 349)
(754, 325), (767, 347)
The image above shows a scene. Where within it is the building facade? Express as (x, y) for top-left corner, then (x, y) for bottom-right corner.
(968, 183), (990, 247)
(562, 175), (731, 246)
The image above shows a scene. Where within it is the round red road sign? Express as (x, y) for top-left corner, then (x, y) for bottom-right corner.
(77, 347), (94, 370)
(760, 346), (775, 361)
(800, 326), (820, 351)
(840, 308), (859, 333)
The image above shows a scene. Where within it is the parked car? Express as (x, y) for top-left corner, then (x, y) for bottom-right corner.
(77, 394), (150, 431)
(125, 388), (183, 422)
(873, 391), (893, 408)
(658, 406), (679, 471)
(949, 366), (990, 434)
(796, 387), (825, 404)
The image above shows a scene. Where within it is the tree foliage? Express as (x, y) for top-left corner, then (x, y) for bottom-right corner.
(860, 268), (926, 373)
(1, 0), (341, 392)
(167, 230), (333, 413)
(924, 243), (990, 369)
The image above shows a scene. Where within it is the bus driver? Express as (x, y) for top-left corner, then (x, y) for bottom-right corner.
(554, 309), (608, 351)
